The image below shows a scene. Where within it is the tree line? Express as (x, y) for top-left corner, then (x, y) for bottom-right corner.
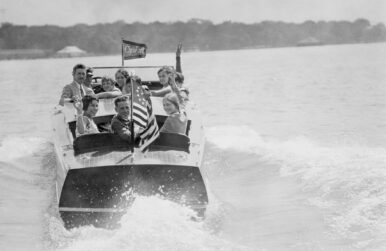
(0, 18), (385, 56)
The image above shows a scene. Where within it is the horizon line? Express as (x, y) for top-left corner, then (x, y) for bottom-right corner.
(1, 17), (383, 28)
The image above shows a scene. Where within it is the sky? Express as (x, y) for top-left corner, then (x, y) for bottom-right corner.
(1, 0), (385, 27)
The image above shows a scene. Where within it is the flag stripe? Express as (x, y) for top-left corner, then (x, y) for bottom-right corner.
(138, 102), (159, 152)
(133, 113), (147, 124)
(129, 80), (159, 152)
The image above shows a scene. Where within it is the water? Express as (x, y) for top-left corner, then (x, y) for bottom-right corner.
(0, 43), (386, 250)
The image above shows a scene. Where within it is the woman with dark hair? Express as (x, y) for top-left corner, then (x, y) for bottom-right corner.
(73, 94), (100, 136)
(115, 68), (129, 90)
(122, 75), (142, 95)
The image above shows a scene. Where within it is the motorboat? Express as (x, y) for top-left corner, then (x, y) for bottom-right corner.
(52, 66), (208, 229)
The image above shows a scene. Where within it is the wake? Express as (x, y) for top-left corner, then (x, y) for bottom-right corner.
(206, 125), (386, 249)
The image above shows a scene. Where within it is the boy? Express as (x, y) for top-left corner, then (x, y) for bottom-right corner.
(111, 96), (143, 142)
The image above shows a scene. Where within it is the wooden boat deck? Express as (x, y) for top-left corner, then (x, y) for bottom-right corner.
(74, 148), (196, 168)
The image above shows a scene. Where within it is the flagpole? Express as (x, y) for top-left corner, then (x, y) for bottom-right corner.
(121, 38), (124, 67)
(129, 74), (135, 154)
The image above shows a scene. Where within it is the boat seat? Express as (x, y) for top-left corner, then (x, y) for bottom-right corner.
(73, 132), (190, 155)
(142, 81), (163, 91)
(73, 133), (131, 155)
(68, 115), (115, 139)
(149, 132), (190, 153)
(69, 115), (191, 139)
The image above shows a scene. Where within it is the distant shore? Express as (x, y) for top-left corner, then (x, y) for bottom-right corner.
(1, 18), (385, 60)
(1, 41), (384, 61)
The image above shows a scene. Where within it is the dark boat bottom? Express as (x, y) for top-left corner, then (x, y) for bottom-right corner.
(59, 164), (208, 229)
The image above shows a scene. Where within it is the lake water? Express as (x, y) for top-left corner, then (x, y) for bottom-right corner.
(0, 43), (386, 250)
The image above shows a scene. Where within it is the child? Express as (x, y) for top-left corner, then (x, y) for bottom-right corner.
(73, 95), (100, 136)
(96, 76), (122, 99)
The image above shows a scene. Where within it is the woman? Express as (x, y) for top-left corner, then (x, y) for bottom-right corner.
(160, 92), (187, 135)
(122, 75), (141, 95)
(73, 95), (100, 136)
(96, 76), (122, 99)
(151, 66), (174, 97)
(115, 69), (129, 90)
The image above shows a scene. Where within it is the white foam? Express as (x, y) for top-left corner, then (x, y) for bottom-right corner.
(55, 196), (251, 251)
(206, 125), (386, 247)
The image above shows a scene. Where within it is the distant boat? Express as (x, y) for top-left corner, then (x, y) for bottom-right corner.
(56, 46), (87, 57)
(297, 37), (323, 47)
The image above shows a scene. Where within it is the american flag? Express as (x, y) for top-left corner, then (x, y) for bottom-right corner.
(130, 81), (159, 152)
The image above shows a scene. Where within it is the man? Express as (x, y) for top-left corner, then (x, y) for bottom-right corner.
(83, 67), (94, 89)
(111, 96), (144, 142)
(59, 63), (94, 106)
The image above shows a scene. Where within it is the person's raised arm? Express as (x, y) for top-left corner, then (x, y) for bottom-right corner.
(151, 86), (172, 97)
(168, 73), (184, 105)
(176, 43), (182, 73)
(96, 89), (122, 99)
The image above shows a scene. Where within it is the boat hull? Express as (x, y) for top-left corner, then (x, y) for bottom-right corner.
(58, 164), (208, 228)
(53, 84), (208, 229)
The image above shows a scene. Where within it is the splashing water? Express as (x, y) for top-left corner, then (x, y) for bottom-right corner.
(206, 125), (386, 250)
(52, 196), (253, 251)
(0, 136), (56, 251)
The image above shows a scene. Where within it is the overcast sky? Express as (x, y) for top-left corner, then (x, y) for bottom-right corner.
(1, 0), (385, 26)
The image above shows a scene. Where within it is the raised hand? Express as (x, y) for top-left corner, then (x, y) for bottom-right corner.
(176, 43), (182, 57)
(168, 72), (178, 92)
(73, 97), (83, 114)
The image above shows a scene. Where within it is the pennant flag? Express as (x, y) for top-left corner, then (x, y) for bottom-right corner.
(128, 80), (159, 152)
(122, 40), (147, 60)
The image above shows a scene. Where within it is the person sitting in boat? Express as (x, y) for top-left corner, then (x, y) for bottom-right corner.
(111, 96), (144, 142)
(179, 87), (189, 104)
(150, 66), (173, 97)
(151, 68), (188, 97)
(95, 76), (122, 99)
(159, 71), (188, 134)
(122, 75), (142, 95)
(59, 63), (95, 106)
(167, 70), (189, 109)
(115, 68), (129, 91)
(83, 67), (94, 89)
(142, 84), (151, 102)
(73, 94), (100, 136)
(152, 48), (189, 98)
(160, 92), (187, 135)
